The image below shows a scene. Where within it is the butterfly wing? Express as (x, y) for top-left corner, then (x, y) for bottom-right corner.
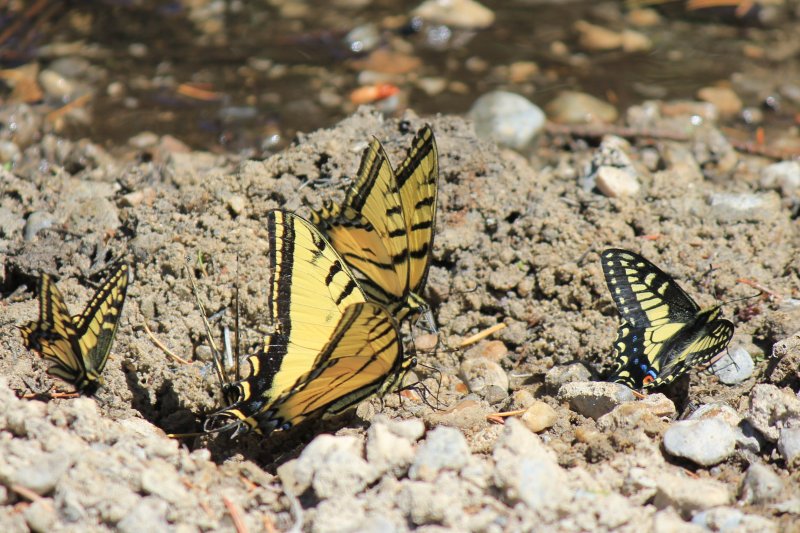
(72, 262), (130, 384)
(20, 274), (84, 385)
(261, 301), (405, 430)
(601, 249), (729, 389)
(215, 210), (401, 433)
(311, 126), (439, 320)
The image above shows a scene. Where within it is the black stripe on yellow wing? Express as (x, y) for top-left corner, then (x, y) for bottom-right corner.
(601, 249), (734, 389)
(19, 262), (130, 394)
(208, 210), (409, 434)
(310, 126), (439, 322)
(249, 302), (406, 432)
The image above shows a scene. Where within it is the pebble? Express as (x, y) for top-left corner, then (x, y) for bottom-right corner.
(0, 140), (21, 164)
(412, 0), (496, 29)
(708, 192), (779, 223)
(468, 90), (545, 150)
(697, 86), (743, 117)
(140, 462), (189, 504)
(227, 194), (246, 216)
(0, 104), (42, 147)
(409, 426), (470, 481)
(415, 77), (447, 96)
(425, 399), (490, 430)
(414, 333), (438, 352)
(521, 401), (557, 433)
(663, 418), (736, 466)
(546, 91), (618, 124)
(117, 497), (169, 533)
(345, 23), (381, 54)
(778, 427), (800, 468)
(692, 507), (778, 533)
(12, 452), (72, 495)
(459, 357), (508, 403)
(38, 69), (77, 101)
(278, 434), (376, 499)
(746, 384), (800, 442)
(710, 346), (755, 385)
(740, 463), (784, 504)
(574, 20), (623, 51)
(626, 8), (661, 27)
(544, 362), (592, 393)
(366, 417), (424, 477)
(23, 498), (58, 533)
(620, 29), (652, 53)
(507, 61), (539, 83)
(654, 473), (731, 513)
(760, 160), (800, 196)
(595, 165), (641, 197)
(556, 381), (635, 420)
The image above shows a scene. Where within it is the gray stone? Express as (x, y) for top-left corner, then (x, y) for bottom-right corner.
(366, 418), (419, 477)
(708, 192), (781, 223)
(746, 384), (800, 442)
(409, 426), (470, 481)
(468, 91), (545, 150)
(740, 463), (784, 504)
(23, 211), (54, 241)
(459, 357), (509, 402)
(140, 461), (190, 504)
(344, 23), (380, 53)
(777, 427), (800, 468)
(23, 498), (57, 533)
(546, 91), (618, 124)
(13, 453), (72, 495)
(557, 381), (635, 420)
(710, 346), (755, 385)
(544, 363), (592, 393)
(663, 418), (736, 466)
(283, 434), (376, 499)
(117, 497), (170, 533)
(654, 473), (731, 514)
(692, 507), (778, 533)
(760, 160), (800, 196)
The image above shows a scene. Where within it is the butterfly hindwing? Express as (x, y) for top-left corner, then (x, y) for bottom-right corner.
(212, 210), (406, 434)
(311, 126), (439, 321)
(19, 262), (130, 393)
(601, 249), (734, 389)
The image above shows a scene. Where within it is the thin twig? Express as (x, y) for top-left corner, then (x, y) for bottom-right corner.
(223, 496), (249, 533)
(458, 323), (507, 348)
(142, 320), (192, 365)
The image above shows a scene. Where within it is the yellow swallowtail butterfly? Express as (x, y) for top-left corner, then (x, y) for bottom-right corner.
(601, 249), (734, 389)
(208, 210), (411, 435)
(310, 125), (439, 324)
(20, 262), (130, 394)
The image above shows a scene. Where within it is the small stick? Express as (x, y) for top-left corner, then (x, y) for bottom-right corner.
(142, 320), (192, 365)
(45, 93), (91, 123)
(486, 408), (527, 425)
(458, 323), (507, 348)
(737, 278), (782, 301)
(223, 496), (249, 533)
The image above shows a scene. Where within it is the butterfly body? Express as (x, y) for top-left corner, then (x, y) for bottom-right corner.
(310, 126), (439, 324)
(210, 210), (411, 435)
(20, 262), (130, 395)
(601, 249), (734, 389)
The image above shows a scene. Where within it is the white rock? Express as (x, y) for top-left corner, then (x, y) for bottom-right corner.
(595, 166), (641, 197)
(654, 473), (731, 512)
(740, 463), (784, 504)
(710, 346), (754, 385)
(760, 160), (800, 196)
(413, 0), (495, 29)
(468, 91), (546, 150)
(460, 357), (509, 402)
(663, 418), (736, 466)
(409, 426), (470, 481)
(557, 381), (635, 420)
(778, 427), (800, 468)
(746, 384), (800, 442)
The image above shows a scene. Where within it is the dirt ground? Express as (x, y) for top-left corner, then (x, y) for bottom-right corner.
(1, 105), (799, 531)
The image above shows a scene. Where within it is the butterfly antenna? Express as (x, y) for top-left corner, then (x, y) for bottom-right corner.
(234, 253), (241, 382)
(184, 262), (229, 394)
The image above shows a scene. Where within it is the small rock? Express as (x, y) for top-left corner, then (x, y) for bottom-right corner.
(746, 384), (800, 442)
(278, 435), (376, 499)
(688, 402), (742, 427)
(557, 381), (635, 420)
(654, 473), (731, 514)
(23, 498), (57, 533)
(459, 357), (508, 403)
(595, 166), (641, 197)
(626, 8), (661, 27)
(0, 140), (21, 165)
(778, 427), (800, 468)
(0, 104), (42, 146)
(366, 417), (424, 477)
(620, 29), (652, 53)
(13, 453), (72, 495)
(409, 426), (470, 481)
(415, 77), (447, 96)
(507, 61), (539, 83)
(117, 497), (169, 533)
(708, 192), (780, 223)
(710, 346), (754, 385)
(546, 91), (618, 124)
(574, 20), (623, 50)
(412, 0), (495, 29)
(414, 333), (438, 352)
(140, 462), (189, 504)
(544, 363), (592, 393)
(425, 399), (490, 430)
(23, 211), (54, 241)
(663, 418), (736, 466)
(128, 131), (159, 149)
(345, 23), (380, 53)
(120, 188), (156, 208)
(740, 463), (784, 504)
(521, 401), (557, 433)
(697, 86), (743, 117)
(227, 194), (246, 216)
(760, 160), (800, 196)
(468, 90), (545, 150)
(692, 507), (778, 533)
(38, 69), (77, 101)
